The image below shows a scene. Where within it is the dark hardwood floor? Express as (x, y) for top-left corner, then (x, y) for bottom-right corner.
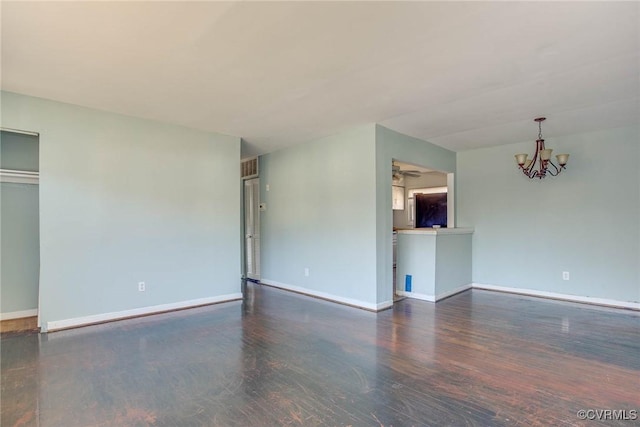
(1, 284), (639, 426)
(0, 316), (39, 337)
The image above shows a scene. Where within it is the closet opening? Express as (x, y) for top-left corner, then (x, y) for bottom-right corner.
(0, 128), (40, 334)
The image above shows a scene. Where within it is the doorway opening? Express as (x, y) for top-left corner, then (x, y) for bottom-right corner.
(391, 159), (455, 301)
(243, 177), (261, 282)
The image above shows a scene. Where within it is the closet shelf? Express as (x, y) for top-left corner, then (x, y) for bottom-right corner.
(0, 168), (39, 184)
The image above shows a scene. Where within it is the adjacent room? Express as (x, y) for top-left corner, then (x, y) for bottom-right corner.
(1, 2), (638, 426)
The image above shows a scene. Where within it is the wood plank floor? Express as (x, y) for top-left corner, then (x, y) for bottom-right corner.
(1, 284), (639, 426)
(0, 316), (38, 336)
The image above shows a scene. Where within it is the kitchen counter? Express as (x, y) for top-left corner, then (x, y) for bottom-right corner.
(396, 228), (473, 302)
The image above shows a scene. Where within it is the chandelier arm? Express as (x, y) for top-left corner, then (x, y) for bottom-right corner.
(524, 153), (537, 179)
(534, 141), (543, 177)
(546, 161), (561, 176)
(523, 168), (535, 179)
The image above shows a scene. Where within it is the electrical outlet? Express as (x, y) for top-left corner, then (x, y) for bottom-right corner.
(138, 281), (146, 292)
(562, 272), (570, 281)
(304, 268), (310, 277)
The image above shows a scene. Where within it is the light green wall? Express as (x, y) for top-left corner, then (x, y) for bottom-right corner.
(1, 91), (242, 329)
(375, 125), (456, 304)
(259, 124), (456, 308)
(259, 125), (379, 305)
(457, 125), (639, 303)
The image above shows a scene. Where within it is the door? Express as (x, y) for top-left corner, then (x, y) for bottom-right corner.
(244, 178), (260, 281)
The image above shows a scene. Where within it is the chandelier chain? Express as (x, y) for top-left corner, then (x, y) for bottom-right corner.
(538, 121), (543, 140)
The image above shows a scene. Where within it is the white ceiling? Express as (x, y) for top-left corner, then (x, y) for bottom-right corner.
(2, 2), (638, 157)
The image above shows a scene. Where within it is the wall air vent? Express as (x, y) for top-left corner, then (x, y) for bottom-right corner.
(241, 157), (259, 179)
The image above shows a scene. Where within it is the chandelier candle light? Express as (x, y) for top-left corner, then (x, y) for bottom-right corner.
(515, 117), (569, 179)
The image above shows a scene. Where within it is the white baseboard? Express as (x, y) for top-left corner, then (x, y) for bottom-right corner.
(259, 280), (638, 312)
(396, 291), (435, 302)
(261, 279), (391, 312)
(472, 283), (640, 311)
(376, 300), (394, 311)
(436, 284), (473, 302)
(45, 293), (242, 332)
(396, 284), (472, 303)
(0, 308), (38, 321)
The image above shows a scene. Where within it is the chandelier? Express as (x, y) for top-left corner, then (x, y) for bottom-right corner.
(515, 117), (569, 179)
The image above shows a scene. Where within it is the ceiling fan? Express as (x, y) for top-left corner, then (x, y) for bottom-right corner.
(392, 163), (421, 178)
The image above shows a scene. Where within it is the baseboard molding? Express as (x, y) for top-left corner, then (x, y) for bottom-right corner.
(45, 293), (243, 332)
(376, 300), (394, 311)
(0, 308), (38, 321)
(396, 291), (435, 302)
(396, 284), (472, 303)
(436, 284), (473, 302)
(472, 283), (640, 311)
(261, 279), (391, 312)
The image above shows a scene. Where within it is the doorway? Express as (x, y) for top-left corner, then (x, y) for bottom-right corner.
(244, 178), (260, 281)
(391, 160), (455, 302)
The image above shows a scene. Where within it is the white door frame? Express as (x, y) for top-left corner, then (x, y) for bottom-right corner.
(0, 127), (41, 327)
(244, 178), (260, 281)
